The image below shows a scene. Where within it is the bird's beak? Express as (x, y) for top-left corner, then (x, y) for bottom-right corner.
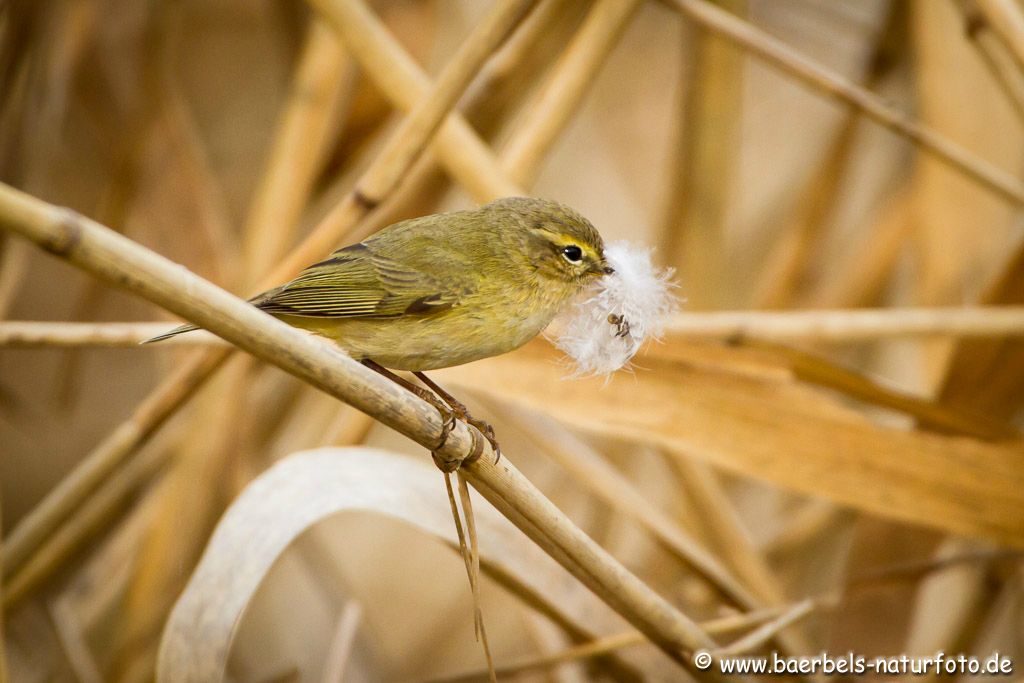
(602, 265), (615, 275)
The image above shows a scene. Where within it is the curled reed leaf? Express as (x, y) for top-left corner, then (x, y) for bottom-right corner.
(156, 447), (632, 683)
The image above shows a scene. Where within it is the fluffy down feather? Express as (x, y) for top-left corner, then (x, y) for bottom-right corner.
(548, 241), (678, 376)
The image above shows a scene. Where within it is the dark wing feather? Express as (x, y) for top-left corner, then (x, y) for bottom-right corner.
(253, 243), (462, 319)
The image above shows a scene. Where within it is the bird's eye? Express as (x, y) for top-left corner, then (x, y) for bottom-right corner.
(561, 245), (584, 263)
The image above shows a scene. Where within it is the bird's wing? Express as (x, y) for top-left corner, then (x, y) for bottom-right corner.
(252, 243), (464, 319)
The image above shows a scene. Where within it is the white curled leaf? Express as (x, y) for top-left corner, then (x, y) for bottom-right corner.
(156, 447), (633, 683)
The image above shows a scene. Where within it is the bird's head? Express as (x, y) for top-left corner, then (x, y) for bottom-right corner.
(488, 197), (613, 286)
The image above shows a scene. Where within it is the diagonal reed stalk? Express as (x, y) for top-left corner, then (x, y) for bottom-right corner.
(669, 0), (1024, 206)
(1, 0), (536, 594)
(241, 17), (354, 282)
(499, 0), (642, 187)
(957, 0), (1024, 123)
(0, 181), (724, 677)
(971, 0), (1024, 75)
(2, 0), (815, 637)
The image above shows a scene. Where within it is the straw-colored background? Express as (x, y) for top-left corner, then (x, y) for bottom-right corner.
(2, 0), (1023, 680)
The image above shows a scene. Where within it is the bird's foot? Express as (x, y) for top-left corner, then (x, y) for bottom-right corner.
(414, 372), (501, 464)
(462, 412), (501, 463)
(361, 359), (463, 471)
(433, 404), (458, 452)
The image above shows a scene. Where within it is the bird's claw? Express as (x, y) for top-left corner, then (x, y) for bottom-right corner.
(466, 415), (501, 464)
(433, 407), (458, 452)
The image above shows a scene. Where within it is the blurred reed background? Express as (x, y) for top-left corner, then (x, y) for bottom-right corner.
(1, 0), (1024, 680)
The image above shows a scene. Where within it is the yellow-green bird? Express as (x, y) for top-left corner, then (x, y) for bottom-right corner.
(149, 196), (612, 456)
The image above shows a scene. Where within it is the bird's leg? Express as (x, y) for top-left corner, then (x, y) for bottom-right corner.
(413, 371), (501, 462)
(361, 359), (457, 452)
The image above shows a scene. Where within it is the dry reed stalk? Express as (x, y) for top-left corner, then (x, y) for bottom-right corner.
(900, 538), (993, 660)
(752, 131), (849, 309)
(32, 472), (165, 615)
(659, 0), (744, 309)
(1, 349), (229, 583)
(806, 187), (912, 308)
(15, 305), (1024, 349)
(911, 0), (1020, 389)
(664, 306), (1024, 341)
(339, 0), (537, 203)
(971, 0), (1024, 75)
(432, 604), (809, 682)
(46, 40), (239, 417)
(141, 3), (539, 652)
(65, 466), (223, 683)
(45, 12), (230, 412)
(669, 0), (1024, 206)
(448, 545), (1024, 682)
(320, 601), (362, 683)
(241, 18), (353, 281)
(469, 0), (578, 106)
(3, 2), (261, 589)
(383, 0), (585, 217)
(48, 597), (103, 683)
(0, 238), (28, 317)
(2, 0), (535, 592)
(497, 407), (812, 657)
(155, 67), (239, 284)
(0, 185), (721, 675)
(118, 360), (253, 675)
(2, 438), (169, 609)
(275, 0), (533, 279)
(430, 632), (647, 683)
(311, 0), (650, 212)
(502, 408), (756, 606)
(712, 599), (815, 656)
(323, 407), (375, 446)
(667, 456), (790, 610)
(0, 322), (224, 346)
(763, 502), (850, 561)
(848, 547), (1021, 587)
(957, 0), (1024, 123)
(308, 0), (521, 201)
(117, 18), (354, 660)
(499, 0), (642, 187)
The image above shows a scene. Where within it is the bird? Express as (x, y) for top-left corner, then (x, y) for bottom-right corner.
(147, 196), (612, 460)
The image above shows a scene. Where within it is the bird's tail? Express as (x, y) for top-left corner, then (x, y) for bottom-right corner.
(141, 323), (201, 344)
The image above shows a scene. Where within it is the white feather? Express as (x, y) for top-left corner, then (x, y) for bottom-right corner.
(547, 241), (679, 376)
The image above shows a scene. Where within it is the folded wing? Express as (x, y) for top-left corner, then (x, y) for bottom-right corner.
(253, 243), (462, 319)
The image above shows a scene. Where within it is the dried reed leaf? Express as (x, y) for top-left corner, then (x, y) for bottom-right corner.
(939, 242), (1024, 421)
(911, 0), (1024, 385)
(439, 341), (1024, 547)
(738, 340), (1020, 441)
(157, 447), (633, 683)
